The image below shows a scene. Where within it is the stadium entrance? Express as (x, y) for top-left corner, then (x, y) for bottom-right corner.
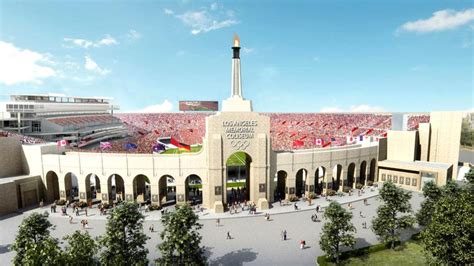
(226, 152), (251, 205)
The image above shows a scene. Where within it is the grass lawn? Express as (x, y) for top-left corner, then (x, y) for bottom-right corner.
(161, 145), (202, 154)
(329, 241), (426, 266)
(226, 151), (247, 166)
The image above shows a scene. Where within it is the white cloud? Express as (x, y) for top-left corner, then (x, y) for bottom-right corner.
(132, 100), (174, 113)
(398, 9), (474, 33)
(167, 5), (238, 35)
(64, 35), (118, 48)
(127, 29), (141, 40)
(320, 104), (385, 113)
(84, 56), (110, 75)
(242, 47), (254, 54)
(0, 41), (56, 85)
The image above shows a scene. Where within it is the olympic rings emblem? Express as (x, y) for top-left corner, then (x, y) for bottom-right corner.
(230, 140), (250, 150)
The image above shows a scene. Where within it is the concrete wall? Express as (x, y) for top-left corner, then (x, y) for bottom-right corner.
(429, 111), (463, 179)
(418, 123), (431, 161)
(0, 137), (24, 177)
(387, 130), (417, 161)
(0, 181), (18, 214)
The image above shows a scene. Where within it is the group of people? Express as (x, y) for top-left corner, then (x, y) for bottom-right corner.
(226, 200), (256, 215)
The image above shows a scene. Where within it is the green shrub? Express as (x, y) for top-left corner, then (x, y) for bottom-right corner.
(55, 199), (67, 205)
(356, 183), (363, 189)
(100, 202), (112, 209)
(288, 195), (299, 202)
(326, 189), (336, 196)
(149, 204), (161, 211)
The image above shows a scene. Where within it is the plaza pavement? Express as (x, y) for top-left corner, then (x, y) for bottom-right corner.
(0, 187), (424, 266)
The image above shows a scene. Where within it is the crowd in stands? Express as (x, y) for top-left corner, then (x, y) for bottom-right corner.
(48, 114), (122, 131)
(0, 130), (45, 144)
(407, 114), (430, 131)
(4, 112), (430, 152)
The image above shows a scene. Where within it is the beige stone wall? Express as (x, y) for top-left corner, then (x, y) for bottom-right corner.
(0, 137), (24, 177)
(429, 111), (462, 179)
(418, 123), (431, 161)
(378, 169), (421, 192)
(387, 130), (417, 161)
(0, 181), (18, 215)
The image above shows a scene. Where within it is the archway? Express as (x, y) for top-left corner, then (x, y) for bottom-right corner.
(332, 165), (343, 191)
(275, 170), (287, 201)
(347, 163), (356, 188)
(45, 171), (59, 202)
(359, 161), (367, 186)
(64, 172), (79, 201)
(159, 175), (176, 205)
(108, 174), (125, 202)
(314, 167), (325, 195)
(369, 159), (377, 184)
(226, 152), (252, 205)
(85, 173), (101, 202)
(295, 169), (307, 197)
(185, 174), (202, 204)
(133, 175), (150, 203)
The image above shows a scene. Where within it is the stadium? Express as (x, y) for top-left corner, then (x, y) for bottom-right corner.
(0, 35), (466, 214)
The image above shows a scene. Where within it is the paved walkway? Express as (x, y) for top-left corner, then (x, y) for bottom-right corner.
(0, 187), (424, 265)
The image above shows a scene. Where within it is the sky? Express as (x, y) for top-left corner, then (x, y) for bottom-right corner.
(0, 0), (473, 113)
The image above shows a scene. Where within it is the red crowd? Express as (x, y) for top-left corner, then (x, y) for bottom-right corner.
(406, 114), (430, 131)
(0, 130), (45, 144)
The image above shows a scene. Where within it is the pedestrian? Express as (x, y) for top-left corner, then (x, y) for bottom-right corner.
(362, 221), (367, 229)
(39, 199), (44, 208)
(316, 205), (320, 213)
(348, 203), (352, 209)
(75, 207), (80, 216)
(364, 199), (368, 206)
(149, 224), (155, 232)
(359, 211), (364, 218)
(300, 240), (306, 249)
(50, 204), (54, 213)
(216, 218), (220, 227)
(294, 203), (298, 211)
(69, 215), (73, 224)
(283, 230), (287, 241)
(226, 231), (232, 240)
(279, 198), (282, 206)
(85, 208), (88, 217)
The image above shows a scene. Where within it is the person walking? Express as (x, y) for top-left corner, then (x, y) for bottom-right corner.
(300, 240), (306, 249)
(364, 199), (368, 206)
(362, 221), (367, 229)
(226, 231), (232, 240)
(39, 199), (44, 208)
(359, 211), (364, 218)
(216, 218), (220, 227)
(149, 224), (155, 232)
(316, 205), (320, 213)
(283, 230), (287, 241)
(85, 208), (88, 217)
(69, 215), (73, 224)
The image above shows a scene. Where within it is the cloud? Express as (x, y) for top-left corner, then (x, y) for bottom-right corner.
(0, 41), (56, 85)
(166, 5), (238, 35)
(398, 9), (474, 33)
(84, 56), (110, 75)
(132, 100), (174, 113)
(242, 47), (254, 54)
(64, 35), (118, 48)
(320, 104), (385, 113)
(126, 29), (141, 40)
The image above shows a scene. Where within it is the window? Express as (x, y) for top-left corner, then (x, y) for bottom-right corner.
(406, 177), (410, 184)
(399, 176), (404, 185)
(412, 178), (417, 186)
(393, 176), (398, 183)
(382, 174), (386, 181)
(388, 175), (392, 182)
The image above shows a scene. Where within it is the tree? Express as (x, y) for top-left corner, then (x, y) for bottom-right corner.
(11, 212), (62, 265)
(157, 204), (206, 265)
(372, 181), (415, 249)
(421, 179), (474, 264)
(416, 181), (442, 226)
(319, 201), (356, 264)
(99, 201), (149, 265)
(63, 230), (99, 265)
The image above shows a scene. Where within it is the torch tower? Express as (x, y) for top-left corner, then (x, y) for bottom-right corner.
(222, 34), (253, 112)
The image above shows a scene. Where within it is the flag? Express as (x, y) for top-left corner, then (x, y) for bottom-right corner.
(57, 139), (68, 147)
(170, 137), (191, 151)
(366, 129), (373, 135)
(100, 141), (112, 150)
(125, 143), (138, 151)
(315, 138), (323, 146)
(293, 140), (304, 148)
(323, 141), (331, 148)
(347, 136), (356, 144)
(382, 132), (388, 138)
(152, 143), (166, 153)
(359, 135), (364, 141)
(351, 127), (359, 132)
(290, 132), (297, 138)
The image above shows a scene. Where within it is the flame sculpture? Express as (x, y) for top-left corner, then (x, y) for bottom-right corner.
(233, 33), (240, 47)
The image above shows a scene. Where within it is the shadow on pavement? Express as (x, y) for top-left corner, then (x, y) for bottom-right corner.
(209, 248), (258, 266)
